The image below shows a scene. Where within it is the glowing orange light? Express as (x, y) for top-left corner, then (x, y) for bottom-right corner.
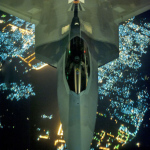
(57, 123), (63, 136)
(99, 147), (110, 150)
(18, 53), (48, 70)
(24, 52), (35, 61)
(73, 0), (80, 4)
(54, 139), (65, 146)
(107, 133), (114, 138)
(39, 135), (49, 139)
(32, 64), (48, 70)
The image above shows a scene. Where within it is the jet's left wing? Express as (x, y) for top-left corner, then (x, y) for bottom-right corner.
(0, 0), (73, 67)
(0, 0), (42, 24)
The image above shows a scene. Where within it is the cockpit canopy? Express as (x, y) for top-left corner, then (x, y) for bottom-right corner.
(65, 36), (90, 94)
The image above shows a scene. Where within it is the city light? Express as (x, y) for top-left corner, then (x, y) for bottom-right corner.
(99, 147), (110, 150)
(0, 20), (4, 23)
(0, 122), (3, 128)
(18, 54), (48, 70)
(41, 114), (53, 120)
(0, 17), (47, 73)
(37, 130), (50, 141)
(136, 142), (140, 147)
(54, 123), (66, 149)
(57, 123), (63, 136)
(32, 63), (48, 70)
(0, 81), (35, 101)
(39, 135), (49, 139)
(54, 139), (66, 146)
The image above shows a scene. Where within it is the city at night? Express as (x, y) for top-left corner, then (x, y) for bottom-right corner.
(0, 1), (150, 150)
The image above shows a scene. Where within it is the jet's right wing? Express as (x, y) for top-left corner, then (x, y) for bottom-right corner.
(79, 0), (150, 67)
(110, 0), (150, 24)
(79, 0), (150, 43)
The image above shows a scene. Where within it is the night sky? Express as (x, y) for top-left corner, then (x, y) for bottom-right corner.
(0, 9), (150, 150)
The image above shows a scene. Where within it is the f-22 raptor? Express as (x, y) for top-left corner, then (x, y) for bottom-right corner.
(0, 0), (149, 149)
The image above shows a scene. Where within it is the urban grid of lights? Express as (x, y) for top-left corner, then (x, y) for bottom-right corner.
(0, 81), (35, 101)
(95, 17), (150, 149)
(0, 16), (48, 73)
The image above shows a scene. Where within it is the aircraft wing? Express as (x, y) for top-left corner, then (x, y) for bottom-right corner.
(0, 0), (72, 31)
(79, 0), (149, 67)
(79, 0), (150, 44)
(0, 0), (41, 24)
(110, 0), (150, 24)
(0, 0), (73, 67)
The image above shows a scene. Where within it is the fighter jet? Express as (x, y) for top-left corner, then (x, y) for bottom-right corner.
(0, 0), (149, 149)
